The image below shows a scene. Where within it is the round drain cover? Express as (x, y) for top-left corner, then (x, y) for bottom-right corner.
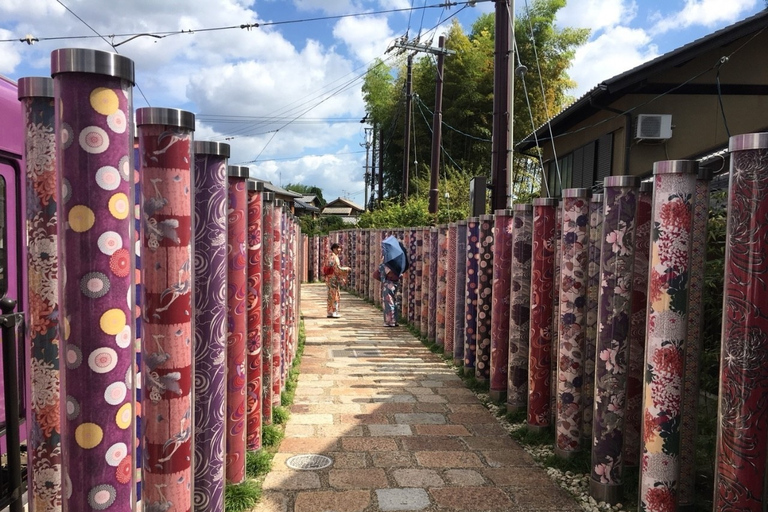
(285, 454), (333, 470)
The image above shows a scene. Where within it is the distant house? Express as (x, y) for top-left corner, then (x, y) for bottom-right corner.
(294, 198), (321, 218)
(300, 195), (323, 209)
(322, 197), (365, 225)
(516, 10), (768, 195)
(250, 178), (302, 212)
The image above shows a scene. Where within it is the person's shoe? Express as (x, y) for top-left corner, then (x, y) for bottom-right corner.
(327, 315), (334, 318)
(332, 312), (341, 318)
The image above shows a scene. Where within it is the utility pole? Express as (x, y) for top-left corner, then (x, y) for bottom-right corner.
(362, 126), (372, 211)
(428, 36), (447, 214)
(491, 0), (514, 210)
(378, 127), (385, 207)
(370, 122), (377, 209)
(401, 53), (413, 203)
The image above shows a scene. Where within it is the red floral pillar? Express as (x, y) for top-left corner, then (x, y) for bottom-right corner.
(421, 227), (432, 338)
(271, 196), (282, 406)
(490, 210), (514, 402)
(715, 133), (768, 511)
(639, 161), (697, 511)
(444, 224), (457, 356)
(261, 193), (274, 426)
(583, 193), (603, 445)
(428, 227), (439, 342)
(528, 198), (556, 432)
(507, 204), (532, 412)
(555, 189), (590, 457)
(246, 181), (264, 451)
(453, 221), (468, 366)
(436, 226), (449, 346)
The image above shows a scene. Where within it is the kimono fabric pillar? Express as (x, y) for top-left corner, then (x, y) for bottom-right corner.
(590, 175), (640, 505)
(421, 228), (432, 338)
(554, 189), (590, 458)
(583, 193), (604, 445)
(475, 215), (495, 382)
(528, 198), (556, 432)
(246, 180), (264, 451)
(464, 218), (481, 374)
(19, 77), (61, 512)
(136, 107), (195, 511)
(226, 165), (249, 483)
(52, 48), (136, 512)
(638, 160), (697, 512)
(489, 210), (514, 402)
(133, 145), (143, 508)
(444, 224), (457, 356)
(436, 227), (449, 343)
(408, 229), (417, 326)
(429, 228), (439, 342)
(271, 196), (283, 407)
(414, 229), (423, 330)
(715, 133), (768, 511)
(678, 169), (711, 507)
(261, 193), (275, 418)
(625, 181), (652, 468)
(275, 201), (287, 394)
(193, 140), (230, 512)
(507, 204), (533, 412)
(453, 221), (468, 367)
(551, 201), (563, 424)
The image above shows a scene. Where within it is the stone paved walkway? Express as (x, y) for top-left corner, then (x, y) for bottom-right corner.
(255, 284), (580, 512)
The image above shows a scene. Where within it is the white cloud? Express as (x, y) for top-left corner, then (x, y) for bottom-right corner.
(650, 0), (759, 34)
(333, 15), (395, 63)
(556, 0), (637, 32)
(293, 0), (356, 15)
(0, 29), (22, 74)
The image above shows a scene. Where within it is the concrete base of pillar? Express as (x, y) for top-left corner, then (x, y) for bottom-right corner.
(554, 446), (581, 459)
(464, 365), (475, 375)
(488, 390), (506, 403)
(526, 423), (549, 435)
(453, 358), (464, 368)
(589, 480), (621, 505)
(506, 403), (524, 414)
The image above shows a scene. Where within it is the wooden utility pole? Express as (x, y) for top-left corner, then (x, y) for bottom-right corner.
(428, 36), (447, 214)
(378, 127), (385, 207)
(371, 122), (377, 208)
(491, 0), (514, 210)
(401, 54), (413, 203)
(362, 126), (372, 211)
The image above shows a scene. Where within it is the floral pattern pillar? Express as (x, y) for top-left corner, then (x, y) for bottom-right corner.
(590, 175), (640, 505)
(271, 196), (283, 407)
(421, 228), (432, 337)
(528, 199), (556, 432)
(507, 204), (533, 412)
(225, 166), (248, 483)
(551, 201), (563, 424)
(490, 210), (513, 402)
(715, 133), (768, 511)
(136, 107), (195, 511)
(639, 161), (698, 511)
(554, 189), (590, 457)
(414, 229), (424, 329)
(583, 193), (603, 445)
(464, 218), (481, 374)
(19, 76), (62, 512)
(428, 228), (439, 342)
(408, 229), (417, 326)
(436, 226), (448, 346)
(453, 221), (468, 366)
(52, 48), (136, 512)
(193, 141), (230, 512)
(475, 215), (495, 382)
(445, 224), (457, 356)
(261, 194), (274, 426)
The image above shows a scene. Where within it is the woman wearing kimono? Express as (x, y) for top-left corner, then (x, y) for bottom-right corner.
(325, 243), (349, 317)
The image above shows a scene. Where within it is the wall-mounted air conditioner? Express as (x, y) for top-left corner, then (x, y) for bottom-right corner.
(635, 114), (672, 140)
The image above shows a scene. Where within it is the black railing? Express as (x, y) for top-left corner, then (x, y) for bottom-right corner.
(0, 298), (24, 512)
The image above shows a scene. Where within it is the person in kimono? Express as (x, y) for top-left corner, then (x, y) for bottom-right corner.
(325, 243), (350, 318)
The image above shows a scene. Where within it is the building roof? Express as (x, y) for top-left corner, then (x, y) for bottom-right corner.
(294, 199), (321, 212)
(517, 10), (768, 152)
(323, 207), (354, 215)
(325, 197), (364, 212)
(251, 179), (303, 199)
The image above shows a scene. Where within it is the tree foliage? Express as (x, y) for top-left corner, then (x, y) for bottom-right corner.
(284, 183), (326, 206)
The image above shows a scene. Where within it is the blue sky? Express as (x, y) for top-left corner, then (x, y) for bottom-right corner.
(0, 0), (763, 204)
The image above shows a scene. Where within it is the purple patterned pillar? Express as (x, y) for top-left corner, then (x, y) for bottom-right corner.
(554, 189), (590, 457)
(246, 181), (264, 452)
(226, 166), (248, 483)
(528, 199), (556, 432)
(137, 108), (195, 511)
(453, 221), (468, 366)
(52, 48), (136, 512)
(625, 181), (652, 468)
(583, 193), (603, 444)
(414, 229), (424, 330)
(715, 133), (768, 511)
(508, 204), (533, 412)
(551, 200), (563, 424)
(490, 210), (513, 402)
(193, 141), (230, 512)
(421, 228), (432, 337)
(436, 226), (448, 346)
(464, 218), (481, 373)
(444, 224), (457, 356)
(428, 227), (439, 343)
(19, 77), (62, 512)
(408, 229), (417, 326)
(678, 169), (711, 507)
(639, 161), (698, 511)
(590, 175), (640, 505)
(261, 193), (274, 426)
(475, 215), (494, 381)
(271, 197), (283, 406)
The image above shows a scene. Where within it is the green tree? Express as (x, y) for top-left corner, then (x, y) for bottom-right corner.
(284, 183), (326, 206)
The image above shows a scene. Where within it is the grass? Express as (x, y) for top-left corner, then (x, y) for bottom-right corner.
(272, 406), (290, 425)
(262, 425), (284, 448)
(246, 449), (273, 478)
(224, 480), (261, 512)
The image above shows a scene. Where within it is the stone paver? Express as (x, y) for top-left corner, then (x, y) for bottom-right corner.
(254, 285), (580, 512)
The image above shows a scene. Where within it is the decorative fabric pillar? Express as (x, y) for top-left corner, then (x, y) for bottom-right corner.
(639, 161), (697, 511)
(444, 224), (457, 356)
(421, 228), (432, 337)
(678, 169), (711, 507)
(453, 221), (468, 366)
(583, 193), (603, 444)
(489, 210), (513, 402)
(414, 229), (424, 329)
(625, 181), (652, 468)
(464, 218), (481, 373)
(436, 226), (448, 346)
(528, 199), (556, 432)
(261, 193), (274, 426)
(428, 228), (439, 342)
(225, 165), (248, 483)
(507, 204), (533, 412)
(271, 197), (283, 406)
(715, 133), (768, 511)
(590, 176), (640, 505)
(554, 189), (590, 457)
(136, 107), (195, 510)
(19, 77), (62, 512)
(397, 230), (407, 321)
(551, 201), (563, 424)
(193, 141), (230, 512)
(52, 48), (136, 512)
(475, 215), (494, 381)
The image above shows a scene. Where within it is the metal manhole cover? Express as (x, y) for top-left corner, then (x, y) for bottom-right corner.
(285, 454), (333, 470)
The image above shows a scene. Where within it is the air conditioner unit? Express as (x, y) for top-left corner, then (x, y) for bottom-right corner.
(635, 114), (672, 140)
